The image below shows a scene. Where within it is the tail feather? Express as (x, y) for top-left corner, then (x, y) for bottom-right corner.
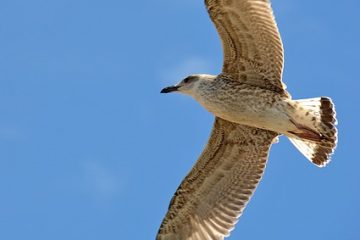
(288, 97), (337, 167)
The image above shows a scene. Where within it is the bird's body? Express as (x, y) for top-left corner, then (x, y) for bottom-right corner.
(192, 75), (293, 135)
(157, 0), (338, 239)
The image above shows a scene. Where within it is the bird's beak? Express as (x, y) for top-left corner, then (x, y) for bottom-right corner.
(160, 85), (179, 94)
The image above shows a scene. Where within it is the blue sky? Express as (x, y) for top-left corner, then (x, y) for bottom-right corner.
(0, 0), (359, 239)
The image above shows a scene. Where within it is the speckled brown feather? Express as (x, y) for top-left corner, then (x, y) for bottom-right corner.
(205, 0), (286, 93)
(289, 97), (337, 167)
(156, 118), (278, 240)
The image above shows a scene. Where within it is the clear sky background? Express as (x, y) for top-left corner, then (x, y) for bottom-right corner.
(0, 0), (359, 239)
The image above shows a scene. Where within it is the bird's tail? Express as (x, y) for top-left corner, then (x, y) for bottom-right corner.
(287, 97), (338, 167)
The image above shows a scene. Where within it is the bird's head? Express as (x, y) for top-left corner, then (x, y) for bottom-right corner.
(161, 74), (216, 96)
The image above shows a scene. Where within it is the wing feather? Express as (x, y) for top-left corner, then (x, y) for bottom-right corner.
(156, 118), (278, 240)
(205, 0), (285, 92)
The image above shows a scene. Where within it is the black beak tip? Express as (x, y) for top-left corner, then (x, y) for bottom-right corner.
(160, 88), (168, 93)
(160, 86), (179, 94)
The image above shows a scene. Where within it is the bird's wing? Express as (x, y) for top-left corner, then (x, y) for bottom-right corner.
(205, 0), (285, 93)
(156, 118), (278, 240)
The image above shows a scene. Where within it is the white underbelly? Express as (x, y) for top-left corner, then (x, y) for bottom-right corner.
(205, 101), (292, 134)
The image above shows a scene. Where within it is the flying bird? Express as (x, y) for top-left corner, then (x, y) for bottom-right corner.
(157, 0), (338, 239)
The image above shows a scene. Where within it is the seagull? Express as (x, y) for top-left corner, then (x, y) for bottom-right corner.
(157, 0), (338, 239)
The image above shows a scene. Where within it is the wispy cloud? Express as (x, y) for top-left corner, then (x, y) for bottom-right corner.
(159, 57), (214, 84)
(0, 126), (25, 141)
(272, 0), (297, 16)
(81, 161), (121, 200)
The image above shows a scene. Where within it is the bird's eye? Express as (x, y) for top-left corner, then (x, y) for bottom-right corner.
(183, 76), (195, 84)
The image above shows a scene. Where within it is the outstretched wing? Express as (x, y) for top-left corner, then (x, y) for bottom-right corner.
(156, 118), (278, 240)
(205, 0), (285, 93)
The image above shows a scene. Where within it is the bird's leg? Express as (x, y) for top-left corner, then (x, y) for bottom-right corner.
(288, 119), (322, 142)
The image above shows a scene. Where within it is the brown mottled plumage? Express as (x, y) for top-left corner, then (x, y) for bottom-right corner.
(158, 0), (338, 239)
(157, 119), (278, 240)
(206, 0), (287, 93)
